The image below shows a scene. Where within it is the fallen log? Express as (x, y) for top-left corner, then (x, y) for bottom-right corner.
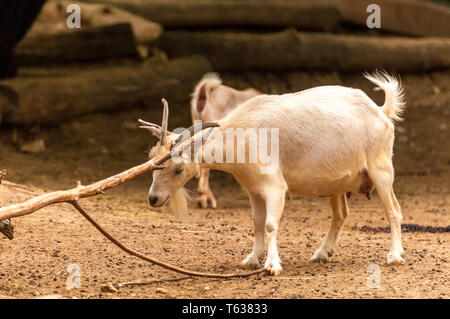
(28, 0), (163, 45)
(337, 0), (450, 38)
(0, 55), (212, 126)
(82, 0), (341, 31)
(16, 23), (137, 65)
(157, 29), (450, 72)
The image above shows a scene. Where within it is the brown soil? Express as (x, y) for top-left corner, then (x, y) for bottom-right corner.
(0, 70), (448, 299)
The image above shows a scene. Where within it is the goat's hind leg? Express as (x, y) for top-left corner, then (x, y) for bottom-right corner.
(369, 161), (404, 265)
(196, 168), (217, 208)
(312, 194), (348, 263)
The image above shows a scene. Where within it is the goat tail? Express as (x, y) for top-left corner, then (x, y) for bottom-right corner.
(364, 71), (405, 123)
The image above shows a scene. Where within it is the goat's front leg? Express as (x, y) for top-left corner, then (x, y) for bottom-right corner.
(241, 192), (266, 269)
(312, 194), (348, 263)
(196, 168), (217, 208)
(263, 187), (286, 276)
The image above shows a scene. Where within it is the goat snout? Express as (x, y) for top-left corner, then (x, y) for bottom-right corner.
(149, 195), (159, 206)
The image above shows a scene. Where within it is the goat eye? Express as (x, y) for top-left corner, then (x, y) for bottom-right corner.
(174, 168), (184, 175)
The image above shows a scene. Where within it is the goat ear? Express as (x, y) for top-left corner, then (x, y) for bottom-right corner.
(196, 84), (207, 113)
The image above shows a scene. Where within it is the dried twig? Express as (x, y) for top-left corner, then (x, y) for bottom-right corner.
(119, 276), (192, 287)
(69, 200), (266, 278)
(0, 154), (168, 222)
(0, 140), (266, 278)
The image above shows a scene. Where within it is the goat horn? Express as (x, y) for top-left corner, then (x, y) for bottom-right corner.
(138, 119), (161, 130)
(160, 98), (169, 145)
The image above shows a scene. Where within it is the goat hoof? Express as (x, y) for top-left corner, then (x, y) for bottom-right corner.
(196, 199), (207, 209)
(196, 194), (217, 209)
(311, 249), (330, 263)
(241, 255), (260, 269)
(207, 197), (217, 209)
(196, 195), (208, 209)
(265, 265), (283, 276)
(387, 251), (404, 265)
(264, 259), (283, 276)
(269, 268), (282, 276)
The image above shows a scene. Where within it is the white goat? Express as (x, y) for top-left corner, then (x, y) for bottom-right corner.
(140, 71), (405, 275)
(190, 73), (261, 208)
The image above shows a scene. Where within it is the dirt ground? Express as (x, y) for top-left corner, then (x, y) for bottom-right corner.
(0, 70), (448, 299)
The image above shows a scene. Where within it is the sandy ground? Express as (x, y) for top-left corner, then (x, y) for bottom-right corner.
(0, 174), (448, 299)
(0, 70), (448, 299)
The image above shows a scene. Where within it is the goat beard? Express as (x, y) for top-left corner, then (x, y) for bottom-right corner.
(169, 187), (190, 223)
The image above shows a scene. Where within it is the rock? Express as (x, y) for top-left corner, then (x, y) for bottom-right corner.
(28, 0), (162, 45)
(0, 218), (14, 240)
(20, 139), (46, 153)
(101, 282), (118, 293)
(156, 287), (168, 294)
(136, 45), (149, 60)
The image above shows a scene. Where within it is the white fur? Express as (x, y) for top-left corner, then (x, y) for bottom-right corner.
(149, 72), (405, 275)
(190, 73), (261, 208)
(169, 187), (189, 222)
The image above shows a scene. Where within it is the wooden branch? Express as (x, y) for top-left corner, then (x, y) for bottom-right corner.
(0, 157), (163, 221)
(0, 119), (215, 220)
(119, 276), (192, 287)
(0, 137), (267, 278)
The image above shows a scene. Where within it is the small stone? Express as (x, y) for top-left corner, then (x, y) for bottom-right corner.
(156, 287), (168, 294)
(432, 86), (440, 94)
(137, 45), (149, 60)
(20, 139), (46, 153)
(100, 282), (117, 293)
